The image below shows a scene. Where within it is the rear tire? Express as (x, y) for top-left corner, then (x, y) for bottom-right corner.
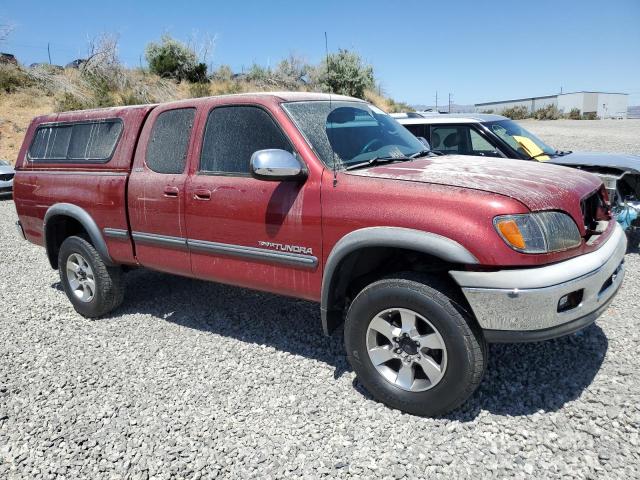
(344, 274), (486, 417)
(58, 236), (124, 318)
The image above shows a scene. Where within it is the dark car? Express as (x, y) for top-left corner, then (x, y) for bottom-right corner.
(394, 113), (640, 230)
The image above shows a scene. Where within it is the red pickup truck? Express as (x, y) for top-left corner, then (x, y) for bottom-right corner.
(13, 92), (626, 416)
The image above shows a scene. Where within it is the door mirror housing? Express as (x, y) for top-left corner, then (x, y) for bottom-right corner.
(250, 149), (306, 181)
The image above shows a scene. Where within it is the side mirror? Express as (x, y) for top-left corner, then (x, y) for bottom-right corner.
(250, 149), (306, 181)
(417, 137), (431, 149)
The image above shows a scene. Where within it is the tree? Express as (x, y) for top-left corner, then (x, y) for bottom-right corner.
(315, 49), (374, 99)
(145, 35), (207, 82)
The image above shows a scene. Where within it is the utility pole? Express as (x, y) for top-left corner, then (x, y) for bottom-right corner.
(448, 93), (452, 113)
(435, 91), (438, 111)
(47, 42), (51, 64)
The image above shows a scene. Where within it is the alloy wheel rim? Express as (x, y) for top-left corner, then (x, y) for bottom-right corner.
(66, 253), (96, 303)
(366, 307), (447, 392)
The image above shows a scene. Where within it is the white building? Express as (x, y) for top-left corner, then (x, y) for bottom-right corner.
(475, 91), (628, 119)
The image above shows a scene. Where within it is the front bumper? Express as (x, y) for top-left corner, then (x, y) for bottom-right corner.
(0, 178), (13, 195)
(450, 223), (627, 343)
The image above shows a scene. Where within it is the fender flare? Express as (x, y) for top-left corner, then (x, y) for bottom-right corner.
(44, 203), (114, 268)
(320, 226), (479, 335)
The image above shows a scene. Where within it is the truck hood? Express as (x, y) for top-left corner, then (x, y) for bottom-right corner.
(550, 151), (640, 174)
(346, 155), (602, 211)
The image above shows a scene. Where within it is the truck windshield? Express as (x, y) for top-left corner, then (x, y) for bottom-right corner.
(485, 119), (556, 160)
(282, 101), (426, 169)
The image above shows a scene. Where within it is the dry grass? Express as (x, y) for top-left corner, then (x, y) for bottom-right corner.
(0, 87), (55, 163)
(0, 64), (407, 164)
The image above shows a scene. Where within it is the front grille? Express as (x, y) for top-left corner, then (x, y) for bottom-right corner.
(0, 173), (14, 182)
(581, 190), (607, 233)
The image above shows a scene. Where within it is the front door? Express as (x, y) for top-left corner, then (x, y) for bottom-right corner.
(184, 104), (322, 300)
(128, 106), (196, 275)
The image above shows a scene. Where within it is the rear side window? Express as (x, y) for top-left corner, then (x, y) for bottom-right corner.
(146, 108), (195, 174)
(29, 120), (122, 162)
(200, 105), (292, 174)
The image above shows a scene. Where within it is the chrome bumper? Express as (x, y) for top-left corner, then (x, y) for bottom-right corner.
(450, 223), (627, 342)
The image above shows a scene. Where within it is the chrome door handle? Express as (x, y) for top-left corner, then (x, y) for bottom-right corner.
(164, 186), (179, 197)
(194, 189), (211, 201)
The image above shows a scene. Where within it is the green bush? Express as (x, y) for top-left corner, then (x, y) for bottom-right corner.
(0, 65), (32, 93)
(582, 112), (598, 120)
(533, 104), (562, 120)
(211, 64), (233, 82)
(246, 63), (271, 84)
(567, 108), (581, 120)
(145, 35), (206, 82)
(500, 105), (530, 120)
(55, 92), (90, 112)
(119, 91), (147, 106)
(316, 49), (374, 99)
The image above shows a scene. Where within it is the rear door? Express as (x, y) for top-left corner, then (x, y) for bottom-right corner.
(127, 106), (196, 275)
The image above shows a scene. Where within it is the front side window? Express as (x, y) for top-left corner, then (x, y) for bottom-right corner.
(146, 108), (195, 174)
(469, 129), (502, 157)
(282, 101), (424, 168)
(200, 106), (292, 174)
(29, 120), (122, 163)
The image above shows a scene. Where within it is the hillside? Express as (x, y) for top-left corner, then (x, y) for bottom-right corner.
(0, 61), (411, 164)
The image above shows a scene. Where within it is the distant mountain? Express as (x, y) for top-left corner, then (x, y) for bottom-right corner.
(411, 104), (475, 113)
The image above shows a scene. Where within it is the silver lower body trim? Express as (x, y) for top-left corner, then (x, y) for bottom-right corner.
(129, 231), (317, 269)
(103, 228), (130, 240)
(450, 224), (627, 332)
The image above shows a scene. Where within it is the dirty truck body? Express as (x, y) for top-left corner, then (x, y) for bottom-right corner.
(13, 93), (626, 416)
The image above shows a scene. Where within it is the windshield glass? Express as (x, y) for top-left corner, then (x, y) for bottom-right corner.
(485, 119), (556, 160)
(282, 101), (426, 168)
(0, 160), (9, 166)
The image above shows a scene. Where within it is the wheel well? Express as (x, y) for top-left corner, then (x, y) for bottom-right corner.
(324, 247), (462, 333)
(45, 215), (90, 269)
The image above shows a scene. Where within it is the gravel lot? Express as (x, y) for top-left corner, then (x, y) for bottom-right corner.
(521, 119), (640, 156)
(1, 124), (640, 479)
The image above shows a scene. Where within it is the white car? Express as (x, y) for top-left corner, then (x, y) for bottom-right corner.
(0, 160), (15, 197)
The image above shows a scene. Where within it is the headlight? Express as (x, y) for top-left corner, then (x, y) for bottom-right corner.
(494, 212), (581, 253)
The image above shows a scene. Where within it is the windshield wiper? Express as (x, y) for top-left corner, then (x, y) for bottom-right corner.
(532, 149), (573, 160)
(532, 151), (558, 159)
(344, 156), (411, 171)
(410, 149), (443, 158)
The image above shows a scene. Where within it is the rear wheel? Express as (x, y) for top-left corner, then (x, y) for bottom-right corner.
(58, 236), (124, 318)
(344, 274), (486, 417)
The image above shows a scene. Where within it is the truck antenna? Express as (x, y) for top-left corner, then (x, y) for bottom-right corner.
(325, 31), (338, 187)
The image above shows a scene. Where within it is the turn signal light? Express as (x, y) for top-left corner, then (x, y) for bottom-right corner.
(495, 219), (526, 249)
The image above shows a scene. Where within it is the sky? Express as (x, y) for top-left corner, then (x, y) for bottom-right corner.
(2, 0), (639, 106)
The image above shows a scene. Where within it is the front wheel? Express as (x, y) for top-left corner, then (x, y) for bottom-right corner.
(344, 274), (486, 417)
(58, 236), (124, 318)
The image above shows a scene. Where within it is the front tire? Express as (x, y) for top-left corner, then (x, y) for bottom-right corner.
(344, 274), (486, 417)
(58, 236), (124, 318)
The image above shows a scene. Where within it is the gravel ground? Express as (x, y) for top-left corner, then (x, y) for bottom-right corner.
(1, 126), (640, 479)
(520, 119), (640, 155)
